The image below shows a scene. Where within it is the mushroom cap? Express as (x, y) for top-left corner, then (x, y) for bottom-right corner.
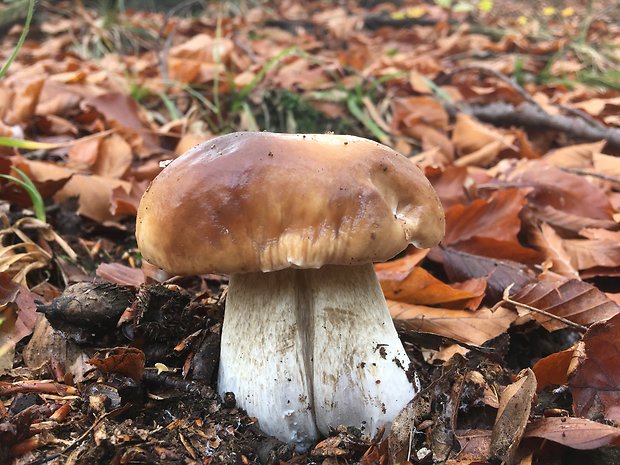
(136, 132), (444, 275)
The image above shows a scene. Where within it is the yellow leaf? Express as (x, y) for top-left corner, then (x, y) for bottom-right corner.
(478, 0), (493, 13)
(543, 6), (556, 16)
(561, 7), (574, 17)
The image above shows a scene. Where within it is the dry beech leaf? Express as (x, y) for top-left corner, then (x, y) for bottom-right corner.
(391, 96), (450, 131)
(443, 188), (530, 246)
(593, 152), (620, 178)
(543, 140), (606, 169)
(110, 180), (149, 217)
(96, 263), (145, 288)
(91, 133), (133, 179)
(379, 266), (484, 308)
(510, 279), (620, 332)
(441, 247), (535, 302)
(532, 346), (575, 391)
(452, 237), (542, 265)
(374, 248), (430, 278)
(4, 78), (45, 125)
(67, 135), (102, 170)
(524, 417), (620, 450)
(452, 113), (514, 156)
(509, 161), (613, 221)
(569, 313), (620, 422)
(55, 174), (131, 226)
(88, 347), (145, 382)
(490, 368), (536, 464)
(528, 223), (579, 278)
(426, 165), (470, 207)
(388, 301), (517, 345)
(528, 205), (618, 234)
(0, 273), (39, 373)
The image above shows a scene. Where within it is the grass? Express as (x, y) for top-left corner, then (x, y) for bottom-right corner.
(0, 0), (35, 80)
(0, 168), (46, 223)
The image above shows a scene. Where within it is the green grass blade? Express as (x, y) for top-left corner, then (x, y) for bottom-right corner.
(0, 137), (62, 150)
(0, 0), (36, 80)
(0, 171), (46, 222)
(346, 95), (390, 145)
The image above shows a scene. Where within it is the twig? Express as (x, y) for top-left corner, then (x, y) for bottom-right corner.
(499, 295), (588, 332)
(464, 102), (620, 150)
(560, 167), (620, 185)
(25, 410), (119, 465)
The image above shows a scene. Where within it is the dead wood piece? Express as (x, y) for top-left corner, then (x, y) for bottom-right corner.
(464, 102), (620, 150)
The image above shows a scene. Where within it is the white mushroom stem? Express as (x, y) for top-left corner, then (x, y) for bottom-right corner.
(218, 263), (416, 451)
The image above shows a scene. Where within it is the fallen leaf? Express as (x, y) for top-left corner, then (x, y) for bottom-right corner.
(91, 134), (133, 179)
(88, 347), (145, 382)
(389, 301), (517, 345)
(96, 263), (145, 288)
(441, 247), (536, 302)
(426, 165), (470, 207)
(569, 313), (620, 422)
(510, 279), (620, 332)
(524, 417), (620, 449)
(543, 140), (606, 169)
(490, 368), (536, 464)
(110, 180), (149, 217)
(55, 174), (131, 226)
(528, 223), (579, 278)
(443, 188), (530, 246)
(532, 347), (575, 391)
(452, 113), (514, 160)
(0, 273), (38, 373)
(380, 266), (484, 308)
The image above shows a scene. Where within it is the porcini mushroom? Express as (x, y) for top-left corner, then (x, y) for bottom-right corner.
(136, 132), (444, 451)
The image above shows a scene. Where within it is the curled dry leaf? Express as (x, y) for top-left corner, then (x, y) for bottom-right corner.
(0, 273), (38, 373)
(388, 301), (517, 346)
(569, 313), (620, 422)
(452, 113), (515, 166)
(528, 223), (579, 278)
(510, 279), (620, 332)
(490, 368), (537, 464)
(524, 417), (620, 450)
(96, 263), (145, 288)
(88, 347), (145, 382)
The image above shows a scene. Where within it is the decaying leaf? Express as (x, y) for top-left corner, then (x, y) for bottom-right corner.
(88, 347), (145, 382)
(569, 313), (620, 422)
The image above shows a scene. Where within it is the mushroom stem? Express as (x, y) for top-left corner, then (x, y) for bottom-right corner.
(218, 263), (416, 451)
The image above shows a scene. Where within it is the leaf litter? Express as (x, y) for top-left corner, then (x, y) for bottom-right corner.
(0, 1), (619, 464)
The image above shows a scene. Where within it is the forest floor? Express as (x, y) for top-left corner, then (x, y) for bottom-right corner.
(0, 1), (620, 464)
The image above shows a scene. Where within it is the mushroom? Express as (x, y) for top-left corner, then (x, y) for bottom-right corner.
(136, 132), (444, 451)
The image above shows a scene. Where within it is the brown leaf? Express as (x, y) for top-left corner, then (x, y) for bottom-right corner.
(543, 140), (606, 169)
(4, 78), (45, 125)
(426, 165), (470, 207)
(452, 237), (542, 265)
(510, 279), (620, 332)
(528, 223), (579, 278)
(441, 247), (536, 302)
(91, 134), (133, 179)
(528, 205), (618, 234)
(110, 180), (149, 217)
(391, 96), (450, 131)
(532, 347), (575, 391)
(96, 263), (145, 288)
(509, 161), (613, 221)
(67, 136), (102, 170)
(443, 188), (530, 246)
(380, 266), (484, 308)
(55, 174), (131, 226)
(490, 368), (536, 464)
(524, 417), (620, 450)
(0, 273), (39, 373)
(389, 301), (517, 345)
(452, 113), (514, 160)
(593, 152), (620, 178)
(88, 347), (145, 382)
(569, 313), (620, 422)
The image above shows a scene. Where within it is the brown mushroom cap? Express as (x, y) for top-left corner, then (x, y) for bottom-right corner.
(136, 132), (444, 275)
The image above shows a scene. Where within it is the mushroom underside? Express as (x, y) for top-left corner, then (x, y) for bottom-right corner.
(218, 263), (416, 451)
